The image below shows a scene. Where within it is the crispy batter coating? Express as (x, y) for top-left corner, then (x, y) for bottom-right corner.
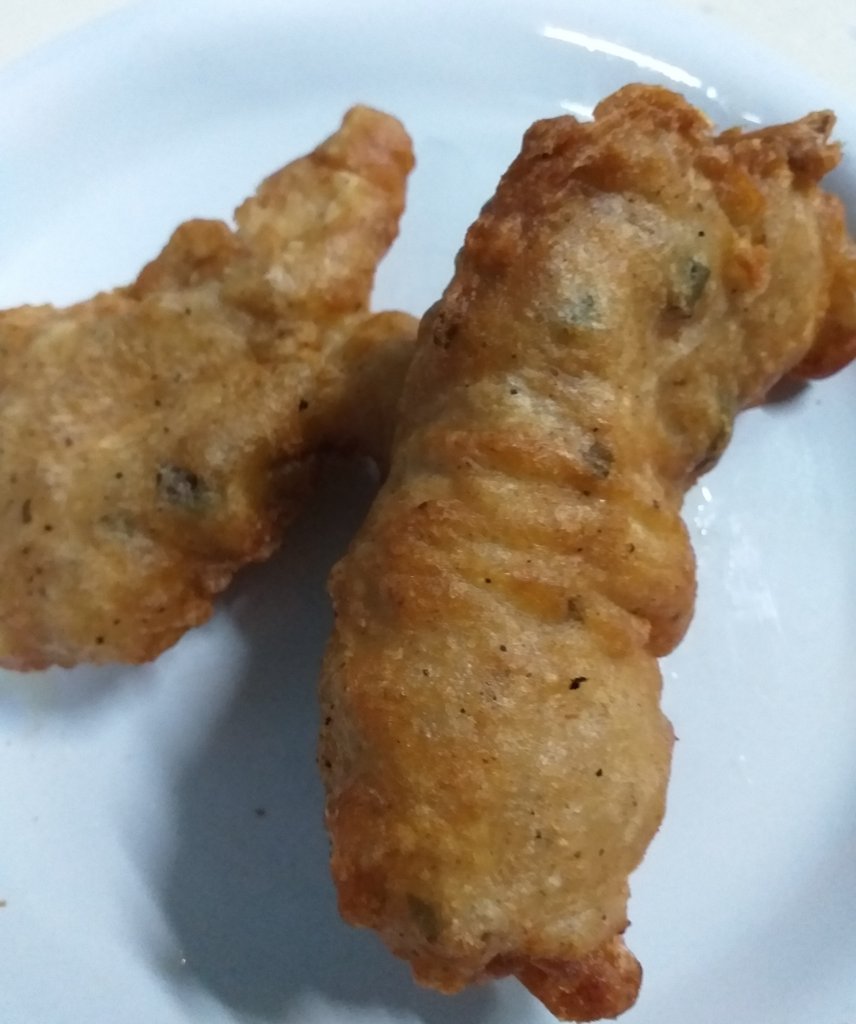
(0, 106), (415, 671)
(319, 86), (856, 1020)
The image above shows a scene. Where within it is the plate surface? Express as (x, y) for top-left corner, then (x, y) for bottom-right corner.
(1, 1), (855, 1022)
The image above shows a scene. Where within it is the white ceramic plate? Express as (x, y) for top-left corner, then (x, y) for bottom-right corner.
(1, 1), (855, 1021)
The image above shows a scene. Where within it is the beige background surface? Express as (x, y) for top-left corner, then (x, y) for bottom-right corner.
(0, 0), (854, 97)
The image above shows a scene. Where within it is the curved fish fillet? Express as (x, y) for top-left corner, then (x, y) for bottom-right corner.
(319, 86), (856, 1020)
(0, 106), (415, 670)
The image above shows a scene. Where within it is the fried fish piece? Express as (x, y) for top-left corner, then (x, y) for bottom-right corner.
(0, 106), (415, 671)
(319, 86), (856, 1020)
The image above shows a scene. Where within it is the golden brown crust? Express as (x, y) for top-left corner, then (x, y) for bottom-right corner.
(792, 195), (856, 378)
(320, 86), (856, 1020)
(0, 106), (416, 671)
(509, 937), (642, 1021)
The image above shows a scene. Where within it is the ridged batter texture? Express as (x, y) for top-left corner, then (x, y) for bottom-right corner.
(0, 106), (415, 670)
(319, 86), (856, 1020)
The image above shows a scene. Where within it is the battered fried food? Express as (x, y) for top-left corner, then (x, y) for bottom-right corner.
(319, 86), (856, 1020)
(0, 106), (415, 671)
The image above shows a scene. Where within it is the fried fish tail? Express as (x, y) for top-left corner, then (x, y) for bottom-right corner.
(320, 86), (856, 1019)
(0, 107), (415, 670)
(510, 938), (642, 1022)
(128, 104), (414, 313)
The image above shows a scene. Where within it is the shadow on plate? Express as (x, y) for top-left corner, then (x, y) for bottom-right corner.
(761, 374), (810, 411)
(0, 653), (156, 717)
(153, 462), (509, 1024)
